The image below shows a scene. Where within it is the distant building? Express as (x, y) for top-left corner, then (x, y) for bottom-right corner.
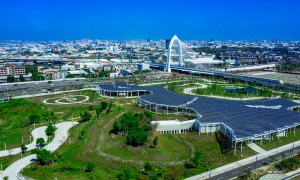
(39, 67), (60, 79)
(25, 59), (35, 66)
(55, 70), (67, 79)
(61, 64), (76, 71)
(0, 65), (25, 77)
(121, 70), (134, 76)
(137, 63), (151, 71)
(108, 72), (119, 78)
(166, 39), (171, 49)
(68, 70), (87, 77)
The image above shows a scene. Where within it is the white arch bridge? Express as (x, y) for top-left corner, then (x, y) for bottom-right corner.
(165, 35), (218, 73)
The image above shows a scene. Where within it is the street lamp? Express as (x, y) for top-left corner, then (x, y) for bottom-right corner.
(207, 167), (211, 179)
(292, 140), (295, 158)
(255, 153), (258, 173)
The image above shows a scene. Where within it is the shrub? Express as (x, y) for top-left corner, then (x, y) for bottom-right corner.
(101, 101), (108, 109)
(86, 162), (96, 172)
(80, 111), (92, 122)
(28, 114), (40, 124)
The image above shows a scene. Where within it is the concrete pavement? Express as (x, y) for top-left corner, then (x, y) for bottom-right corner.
(247, 143), (267, 154)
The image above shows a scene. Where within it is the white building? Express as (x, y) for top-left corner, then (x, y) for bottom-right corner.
(137, 63), (151, 71)
(61, 64), (76, 71)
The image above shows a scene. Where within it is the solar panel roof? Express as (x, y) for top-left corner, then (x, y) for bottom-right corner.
(97, 83), (300, 140)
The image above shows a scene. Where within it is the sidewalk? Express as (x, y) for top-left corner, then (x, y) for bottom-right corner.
(247, 143), (267, 154)
(186, 140), (300, 180)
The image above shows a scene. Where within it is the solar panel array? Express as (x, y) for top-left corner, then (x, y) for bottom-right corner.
(97, 83), (300, 140)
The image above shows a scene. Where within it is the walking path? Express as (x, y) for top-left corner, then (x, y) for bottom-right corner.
(0, 126), (48, 157)
(138, 81), (181, 86)
(12, 88), (94, 99)
(186, 139), (300, 180)
(247, 143), (267, 154)
(183, 83), (208, 95)
(0, 122), (78, 180)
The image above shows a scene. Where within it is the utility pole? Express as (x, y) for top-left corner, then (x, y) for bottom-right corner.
(255, 153), (258, 173)
(292, 140), (295, 158)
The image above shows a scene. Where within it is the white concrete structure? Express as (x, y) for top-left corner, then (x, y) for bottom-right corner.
(151, 119), (196, 134)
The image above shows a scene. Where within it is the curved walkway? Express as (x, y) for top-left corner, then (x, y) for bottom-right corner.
(0, 126), (48, 157)
(183, 83), (208, 95)
(43, 95), (89, 105)
(0, 122), (78, 180)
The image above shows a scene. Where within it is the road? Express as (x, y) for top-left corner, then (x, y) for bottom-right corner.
(0, 122), (78, 180)
(186, 141), (300, 180)
(211, 146), (300, 180)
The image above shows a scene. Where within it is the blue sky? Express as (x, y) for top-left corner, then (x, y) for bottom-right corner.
(0, 0), (299, 41)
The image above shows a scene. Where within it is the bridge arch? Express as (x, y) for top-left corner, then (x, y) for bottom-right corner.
(166, 35), (184, 72)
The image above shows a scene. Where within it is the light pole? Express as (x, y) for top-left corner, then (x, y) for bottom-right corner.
(208, 167), (211, 179)
(255, 153), (258, 173)
(292, 140), (295, 158)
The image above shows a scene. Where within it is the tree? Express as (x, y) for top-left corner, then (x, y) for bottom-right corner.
(66, 72), (74, 78)
(51, 112), (58, 125)
(36, 138), (45, 147)
(34, 149), (53, 165)
(95, 106), (103, 118)
(153, 137), (158, 147)
(127, 129), (148, 146)
(144, 162), (152, 173)
(86, 162), (96, 172)
(28, 114), (40, 124)
(101, 101), (109, 109)
(7, 75), (15, 83)
(144, 111), (153, 121)
(121, 112), (139, 131)
(46, 124), (55, 136)
(20, 144), (28, 153)
(112, 121), (122, 134)
(116, 169), (131, 180)
(185, 150), (204, 168)
(3, 176), (8, 180)
(80, 111), (92, 122)
(107, 102), (113, 113)
(19, 74), (25, 82)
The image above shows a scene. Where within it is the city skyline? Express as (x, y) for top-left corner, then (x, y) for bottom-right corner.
(1, 0), (300, 41)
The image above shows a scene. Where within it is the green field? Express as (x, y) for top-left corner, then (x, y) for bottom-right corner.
(20, 98), (256, 179)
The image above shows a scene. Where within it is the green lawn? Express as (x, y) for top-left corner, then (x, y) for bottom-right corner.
(0, 99), (51, 150)
(255, 127), (300, 151)
(176, 131), (255, 171)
